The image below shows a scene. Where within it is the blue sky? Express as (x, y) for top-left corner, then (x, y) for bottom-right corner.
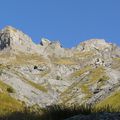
(0, 0), (120, 48)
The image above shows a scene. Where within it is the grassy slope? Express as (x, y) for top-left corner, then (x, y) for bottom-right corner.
(96, 91), (120, 109)
(74, 51), (94, 58)
(0, 80), (23, 116)
(52, 57), (76, 65)
(0, 93), (23, 116)
(60, 66), (109, 104)
(70, 66), (92, 78)
(0, 52), (47, 66)
(27, 80), (48, 92)
(0, 53), (48, 116)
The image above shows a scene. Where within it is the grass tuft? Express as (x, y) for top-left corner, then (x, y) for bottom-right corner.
(0, 104), (120, 120)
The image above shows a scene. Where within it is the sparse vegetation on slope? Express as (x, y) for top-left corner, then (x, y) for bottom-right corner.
(27, 80), (48, 92)
(0, 80), (15, 93)
(60, 66), (109, 105)
(0, 93), (23, 116)
(70, 65), (91, 78)
(0, 80), (23, 116)
(52, 57), (76, 65)
(74, 51), (94, 58)
(15, 53), (47, 65)
(88, 66), (105, 83)
(12, 69), (48, 92)
(0, 52), (47, 65)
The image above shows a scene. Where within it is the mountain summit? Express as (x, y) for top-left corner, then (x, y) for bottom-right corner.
(0, 26), (120, 110)
(1, 26), (119, 57)
(0, 26), (37, 52)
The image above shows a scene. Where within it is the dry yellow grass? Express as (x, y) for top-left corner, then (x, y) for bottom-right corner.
(0, 52), (48, 65)
(11, 69), (48, 92)
(96, 91), (120, 109)
(53, 57), (76, 65)
(60, 66), (109, 104)
(70, 66), (92, 78)
(0, 80), (23, 116)
(0, 93), (23, 116)
(88, 66), (105, 83)
(74, 51), (94, 58)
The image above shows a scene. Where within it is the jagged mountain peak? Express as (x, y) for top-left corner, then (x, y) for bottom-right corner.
(76, 39), (112, 51)
(0, 26), (119, 58)
(2, 25), (17, 31)
(0, 26), (38, 53)
(0, 26), (120, 116)
(0, 26), (116, 52)
(40, 38), (62, 48)
(0, 26), (65, 56)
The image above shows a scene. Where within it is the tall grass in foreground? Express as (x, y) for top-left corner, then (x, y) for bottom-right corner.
(0, 104), (120, 120)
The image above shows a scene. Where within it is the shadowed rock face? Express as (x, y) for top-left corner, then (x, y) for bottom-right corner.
(40, 38), (51, 46)
(0, 26), (120, 108)
(0, 30), (11, 50)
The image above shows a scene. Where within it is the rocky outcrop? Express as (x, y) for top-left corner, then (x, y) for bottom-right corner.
(40, 38), (51, 46)
(76, 39), (112, 51)
(0, 26), (38, 53)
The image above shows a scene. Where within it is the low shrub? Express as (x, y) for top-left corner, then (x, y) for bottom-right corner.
(7, 87), (15, 93)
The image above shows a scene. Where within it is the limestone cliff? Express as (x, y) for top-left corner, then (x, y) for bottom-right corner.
(0, 26), (120, 108)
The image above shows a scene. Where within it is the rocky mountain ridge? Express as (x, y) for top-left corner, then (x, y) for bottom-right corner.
(0, 26), (120, 109)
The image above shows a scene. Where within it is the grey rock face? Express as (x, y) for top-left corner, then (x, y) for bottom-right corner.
(0, 26), (40, 54)
(0, 26), (120, 108)
(76, 39), (112, 51)
(0, 30), (10, 50)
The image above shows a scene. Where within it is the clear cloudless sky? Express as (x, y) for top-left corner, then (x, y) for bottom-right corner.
(0, 0), (120, 48)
